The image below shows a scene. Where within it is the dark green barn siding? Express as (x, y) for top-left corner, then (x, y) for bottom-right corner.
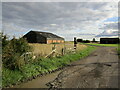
(100, 38), (119, 44)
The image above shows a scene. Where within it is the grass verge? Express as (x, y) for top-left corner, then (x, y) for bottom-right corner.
(118, 44), (120, 57)
(2, 46), (96, 87)
(83, 43), (120, 57)
(83, 43), (118, 47)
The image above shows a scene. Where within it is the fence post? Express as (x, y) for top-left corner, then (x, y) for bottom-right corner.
(52, 44), (56, 50)
(74, 37), (77, 50)
(61, 48), (65, 56)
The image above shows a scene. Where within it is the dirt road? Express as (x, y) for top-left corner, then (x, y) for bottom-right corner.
(14, 46), (119, 88)
(47, 46), (119, 88)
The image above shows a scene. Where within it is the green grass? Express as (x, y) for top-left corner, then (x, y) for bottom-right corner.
(2, 46), (96, 87)
(83, 43), (120, 57)
(2, 68), (23, 87)
(118, 44), (120, 56)
(83, 43), (118, 47)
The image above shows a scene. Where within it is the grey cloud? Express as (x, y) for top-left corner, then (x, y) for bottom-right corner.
(102, 23), (118, 30)
(2, 2), (109, 26)
(0, 2), (2, 30)
(95, 30), (118, 37)
(2, 2), (118, 40)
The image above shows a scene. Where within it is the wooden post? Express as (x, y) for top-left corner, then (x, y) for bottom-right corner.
(52, 44), (56, 50)
(61, 48), (64, 56)
(63, 40), (66, 55)
(74, 37), (77, 50)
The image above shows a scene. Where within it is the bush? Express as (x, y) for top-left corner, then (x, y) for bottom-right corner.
(2, 34), (32, 70)
(82, 40), (90, 43)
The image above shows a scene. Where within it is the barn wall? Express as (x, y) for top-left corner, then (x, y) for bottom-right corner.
(100, 38), (119, 44)
(47, 40), (53, 44)
(23, 32), (37, 43)
(47, 39), (64, 44)
(57, 40), (61, 43)
(36, 35), (47, 44)
(61, 40), (64, 43)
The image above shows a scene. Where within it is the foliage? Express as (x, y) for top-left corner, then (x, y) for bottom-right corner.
(82, 40), (90, 43)
(2, 68), (23, 87)
(77, 39), (83, 42)
(21, 64), (41, 78)
(2, 33), (9, 48)
(92, 38), (96, 42)
(2, 34), (32, 70)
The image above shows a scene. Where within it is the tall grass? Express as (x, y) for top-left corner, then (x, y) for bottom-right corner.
(29, 42), (87, 57)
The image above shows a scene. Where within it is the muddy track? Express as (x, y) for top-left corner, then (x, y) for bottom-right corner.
(47, 47), (119, 89)
(13, 46), (119, 88)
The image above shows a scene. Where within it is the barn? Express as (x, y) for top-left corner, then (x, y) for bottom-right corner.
(23, 31), (65, 44)
(100, 38), (119, 44)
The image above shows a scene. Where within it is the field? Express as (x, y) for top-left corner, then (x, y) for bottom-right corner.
(29, 41), (87, 57)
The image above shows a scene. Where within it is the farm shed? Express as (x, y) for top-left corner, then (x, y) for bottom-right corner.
(100, 38), (119, 44)
(23, 31), (65, 44)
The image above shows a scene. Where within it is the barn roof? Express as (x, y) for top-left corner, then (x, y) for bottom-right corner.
(30, 31), (64, 40)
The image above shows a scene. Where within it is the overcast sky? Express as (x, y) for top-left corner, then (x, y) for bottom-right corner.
(2, 1), (118, 41)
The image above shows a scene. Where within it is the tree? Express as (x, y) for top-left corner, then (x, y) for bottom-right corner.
(92, 38), (96, 42)
(77, 39), (83, 42)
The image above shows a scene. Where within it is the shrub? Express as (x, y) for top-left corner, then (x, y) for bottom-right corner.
(2, 34), (32, 70)
(2, 33), (9, 48)
(82, 40), (90, 43)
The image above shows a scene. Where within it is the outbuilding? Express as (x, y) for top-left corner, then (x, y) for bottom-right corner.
(23, 31), (64, 44)
(100, 38), (119, 44)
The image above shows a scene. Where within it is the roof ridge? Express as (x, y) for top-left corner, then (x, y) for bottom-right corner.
(30, 30), (64, 40)
(31, 30), (51, 33)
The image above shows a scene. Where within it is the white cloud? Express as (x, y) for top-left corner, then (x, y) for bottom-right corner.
(50, 24), (57, 26)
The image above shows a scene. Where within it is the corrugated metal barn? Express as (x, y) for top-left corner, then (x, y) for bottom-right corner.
(23, 31), (64, 44)
(100, 38), (119, 44)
